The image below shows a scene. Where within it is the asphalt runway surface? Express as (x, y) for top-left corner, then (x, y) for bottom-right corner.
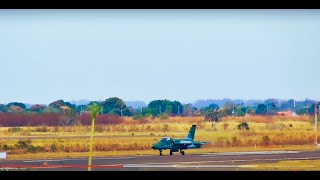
(0, 150), (319, 171)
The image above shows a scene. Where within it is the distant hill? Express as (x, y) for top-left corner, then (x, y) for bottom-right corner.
(191, 99), (264, 109)
(125, 101), (146, 109)
(68, 99), (91, 106)
(24, 103), (33, 109)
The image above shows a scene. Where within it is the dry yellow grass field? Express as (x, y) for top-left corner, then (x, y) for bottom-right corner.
(244, 159), (320, 171)
(0, 116), (319, 160)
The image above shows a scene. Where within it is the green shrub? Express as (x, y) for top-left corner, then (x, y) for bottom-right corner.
(16, 140), (31, 149)
(8, 127), (22, 133)
(144, 113), (153, 118)
(1, 144), (11, 151)
(133, 114), (144, 120)
(36, 126), (48, 132)
(163, 124), (169, 131)
(262, 136), (271, 146)
(27, 145), (38, 153)
(159, 114), (169, 120)
(50, 143), (57, 152)
(237, 122), (250, 130)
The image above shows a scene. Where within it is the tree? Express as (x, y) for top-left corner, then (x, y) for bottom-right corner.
(202, 103), (220, 114)
(30, 104), (47, 112)
(43, 107), (61, 113)
(280, 99), (295, 110)
(308, 103), (318, 115)
(264, 99), (280, 115)
(256, 104), (267, 115)
(48, 100), (76, 111)
(204, 109), (222, 126)
(296, 108), (307, 116)
(101, 97), (131, 116)
(221, 102), (236, 116)
(264, 99), (280, 107)
(147, 99), (183, 116)
(148, 100), (164, 115)
(101, 97), (119, 114)
(88, 101), (101, 106)
(60, 106), (77, 127)
(0, 104), (9, 112)
(208, 103), (219, 110)
(76, 105), (88, 114)
(7, 102), (26, 110)
(9, 105), (25, 113)
(246, 106), (255, 115)
(116, 100), (125, 117)
(172, 101), (183, 115)
(141, 107), (154, 117)
(182, 104), (193, 117)
(87, 102), (102, 171)
(127, 106), (136, 116)
(236, 107), (246, 116)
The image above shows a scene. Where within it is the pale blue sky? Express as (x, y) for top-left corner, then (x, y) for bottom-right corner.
(0, 10), (319, 104)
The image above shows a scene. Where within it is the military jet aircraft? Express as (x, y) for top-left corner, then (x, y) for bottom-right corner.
(151, 125), (207, 156)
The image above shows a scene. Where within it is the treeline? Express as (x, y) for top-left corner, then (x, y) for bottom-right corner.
(0, 97), (319, 127)
(0, 98), (319, 117)
(0, 98), (185, 117)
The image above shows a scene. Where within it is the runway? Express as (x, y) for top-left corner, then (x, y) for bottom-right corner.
(0, 150), (319, 171)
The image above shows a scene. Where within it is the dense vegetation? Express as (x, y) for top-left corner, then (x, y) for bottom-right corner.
(0, 97), (318, 127)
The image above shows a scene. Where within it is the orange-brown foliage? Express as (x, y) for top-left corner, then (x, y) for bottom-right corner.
(0, 113), (62, 127)
(78, 114), (124, 125)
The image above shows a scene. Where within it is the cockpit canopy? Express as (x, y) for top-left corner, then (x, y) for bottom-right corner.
(160, 137), (171, 142)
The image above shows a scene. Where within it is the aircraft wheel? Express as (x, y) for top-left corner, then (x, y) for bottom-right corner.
(170, 150), (173, 155)
(181, 151), (185, 155)
(160, 152), (163, 156)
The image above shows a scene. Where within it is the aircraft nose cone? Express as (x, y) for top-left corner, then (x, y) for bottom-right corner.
(152, 145), (156, 149)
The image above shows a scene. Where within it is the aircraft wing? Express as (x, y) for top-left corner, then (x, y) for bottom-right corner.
(200, 141), (210, 145)
(173, 140), (193, 145)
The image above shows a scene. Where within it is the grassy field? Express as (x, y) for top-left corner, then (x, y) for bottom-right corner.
(244, 159), (320, 171)
(1, 116), (319, 160)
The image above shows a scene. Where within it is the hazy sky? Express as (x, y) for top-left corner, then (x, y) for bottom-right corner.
(1, 10), (320, 104)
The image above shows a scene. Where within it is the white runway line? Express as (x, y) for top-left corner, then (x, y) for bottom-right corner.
(123, 164), (255, 168)
(132, 156), (320, 166)
(122, 156), (320, 168)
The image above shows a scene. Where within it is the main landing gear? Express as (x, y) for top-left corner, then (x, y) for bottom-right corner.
(169, 149), (179, 156)
(159, 149), (185, 156)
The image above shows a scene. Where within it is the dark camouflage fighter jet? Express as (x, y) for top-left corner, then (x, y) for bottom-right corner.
(151, 125), (207, 156)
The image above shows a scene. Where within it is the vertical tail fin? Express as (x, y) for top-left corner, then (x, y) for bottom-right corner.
(185, 125), (196, 140)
